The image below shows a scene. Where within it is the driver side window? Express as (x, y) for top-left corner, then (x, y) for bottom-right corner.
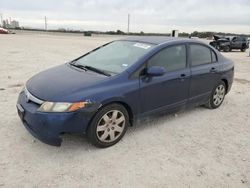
(147, 45), (187, 72)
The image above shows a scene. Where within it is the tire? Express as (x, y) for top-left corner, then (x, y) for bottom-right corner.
(205, 81), (226, 109)
(241, 44), (247, 52)
(87, 103), (129, 148)
(223, 46), (230, 52)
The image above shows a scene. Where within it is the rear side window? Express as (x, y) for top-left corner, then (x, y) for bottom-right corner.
(190, 44), (214, 66)
(148, 45), (186, 72)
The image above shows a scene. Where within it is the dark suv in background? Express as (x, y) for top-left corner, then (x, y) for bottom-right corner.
(210, 35), (249, 52)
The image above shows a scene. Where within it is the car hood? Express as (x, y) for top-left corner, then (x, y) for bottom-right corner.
(213, 35), (230, 42)
(26, 63), (108, 102)
(213, 35), (222, 41)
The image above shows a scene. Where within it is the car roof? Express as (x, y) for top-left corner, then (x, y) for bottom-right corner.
(120, 36), (194, 45)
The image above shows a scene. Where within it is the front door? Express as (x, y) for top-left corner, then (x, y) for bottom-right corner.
(139, 44), (190, 114)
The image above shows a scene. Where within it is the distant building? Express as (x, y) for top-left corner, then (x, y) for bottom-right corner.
(171, 30), (179, 37)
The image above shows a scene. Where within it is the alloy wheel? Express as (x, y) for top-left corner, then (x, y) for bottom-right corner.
(213, 84), (225, 106)
(96, 110), (125, 143)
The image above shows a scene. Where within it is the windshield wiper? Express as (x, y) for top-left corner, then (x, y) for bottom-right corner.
(69, 61), (88, 71)
(82, 65), (111, 77)
(69, 61), (111, 77)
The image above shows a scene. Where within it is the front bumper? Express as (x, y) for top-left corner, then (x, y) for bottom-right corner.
(17, 91), (97, 146)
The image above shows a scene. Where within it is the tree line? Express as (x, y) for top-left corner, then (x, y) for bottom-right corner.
(12, 27), (250, 38)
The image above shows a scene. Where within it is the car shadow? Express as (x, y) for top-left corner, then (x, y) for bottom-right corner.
(128, 106), (206, 133)
(58, 105), (207, 150)
(221, 51), (245, 53)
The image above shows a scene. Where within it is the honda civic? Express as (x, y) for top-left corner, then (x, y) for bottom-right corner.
(17, 36), (234, 148)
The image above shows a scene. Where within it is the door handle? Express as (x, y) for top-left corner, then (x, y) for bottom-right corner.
(179, 74), (187, 81)
(210, 67), (218, 73)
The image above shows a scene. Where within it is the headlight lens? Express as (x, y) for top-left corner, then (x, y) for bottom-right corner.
(38, 101), (88, 112)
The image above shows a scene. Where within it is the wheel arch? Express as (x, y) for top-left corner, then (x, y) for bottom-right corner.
(96, 100), (134, 127)
(242, 43), (246, 48)
(221, 78), (229, 93)
(115, 101), (134, 126)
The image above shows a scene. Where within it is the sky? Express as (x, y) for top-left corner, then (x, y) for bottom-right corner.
(0, 0), (250, 34)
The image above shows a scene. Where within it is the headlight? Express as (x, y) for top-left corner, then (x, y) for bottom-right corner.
(38, 101), (89, 112)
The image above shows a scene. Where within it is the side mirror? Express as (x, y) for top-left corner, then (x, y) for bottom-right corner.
(146, 66), (166, 77)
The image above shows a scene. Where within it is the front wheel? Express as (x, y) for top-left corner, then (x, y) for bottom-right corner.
(223, 46), (230, 52)
(205, 81), (226, 109)
(87, 103), (129, 148)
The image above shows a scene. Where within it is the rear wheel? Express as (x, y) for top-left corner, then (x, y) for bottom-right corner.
(205, 81), (226, 109)
(241, 44), (247, 52)
(87, 103), (129, 148)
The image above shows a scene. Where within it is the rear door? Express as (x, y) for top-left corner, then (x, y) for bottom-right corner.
(188, 43), (221, 105)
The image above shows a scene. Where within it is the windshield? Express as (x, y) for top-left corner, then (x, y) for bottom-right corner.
(74, 41), (155, 74)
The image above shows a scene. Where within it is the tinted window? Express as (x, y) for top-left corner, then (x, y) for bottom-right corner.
(148, 45), (186, 72)
(190, 44), (212, 66)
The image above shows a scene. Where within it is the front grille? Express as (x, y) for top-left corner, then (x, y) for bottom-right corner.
(24, 87), (44, 105)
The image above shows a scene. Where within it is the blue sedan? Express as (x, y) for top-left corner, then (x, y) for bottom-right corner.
(17, 36), (234, 148)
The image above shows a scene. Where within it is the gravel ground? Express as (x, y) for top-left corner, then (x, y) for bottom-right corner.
(0, 32), (250, 188)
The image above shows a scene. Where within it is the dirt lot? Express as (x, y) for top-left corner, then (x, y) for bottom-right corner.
(0, 32), (250, 188)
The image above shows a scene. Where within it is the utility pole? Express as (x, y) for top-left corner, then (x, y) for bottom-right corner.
(44, 16), (47, 31)
(127, 14), (130, 34)
(0, 13), (3, 27)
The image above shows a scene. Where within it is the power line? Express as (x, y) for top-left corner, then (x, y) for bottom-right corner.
(0, 13), (3, 27)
